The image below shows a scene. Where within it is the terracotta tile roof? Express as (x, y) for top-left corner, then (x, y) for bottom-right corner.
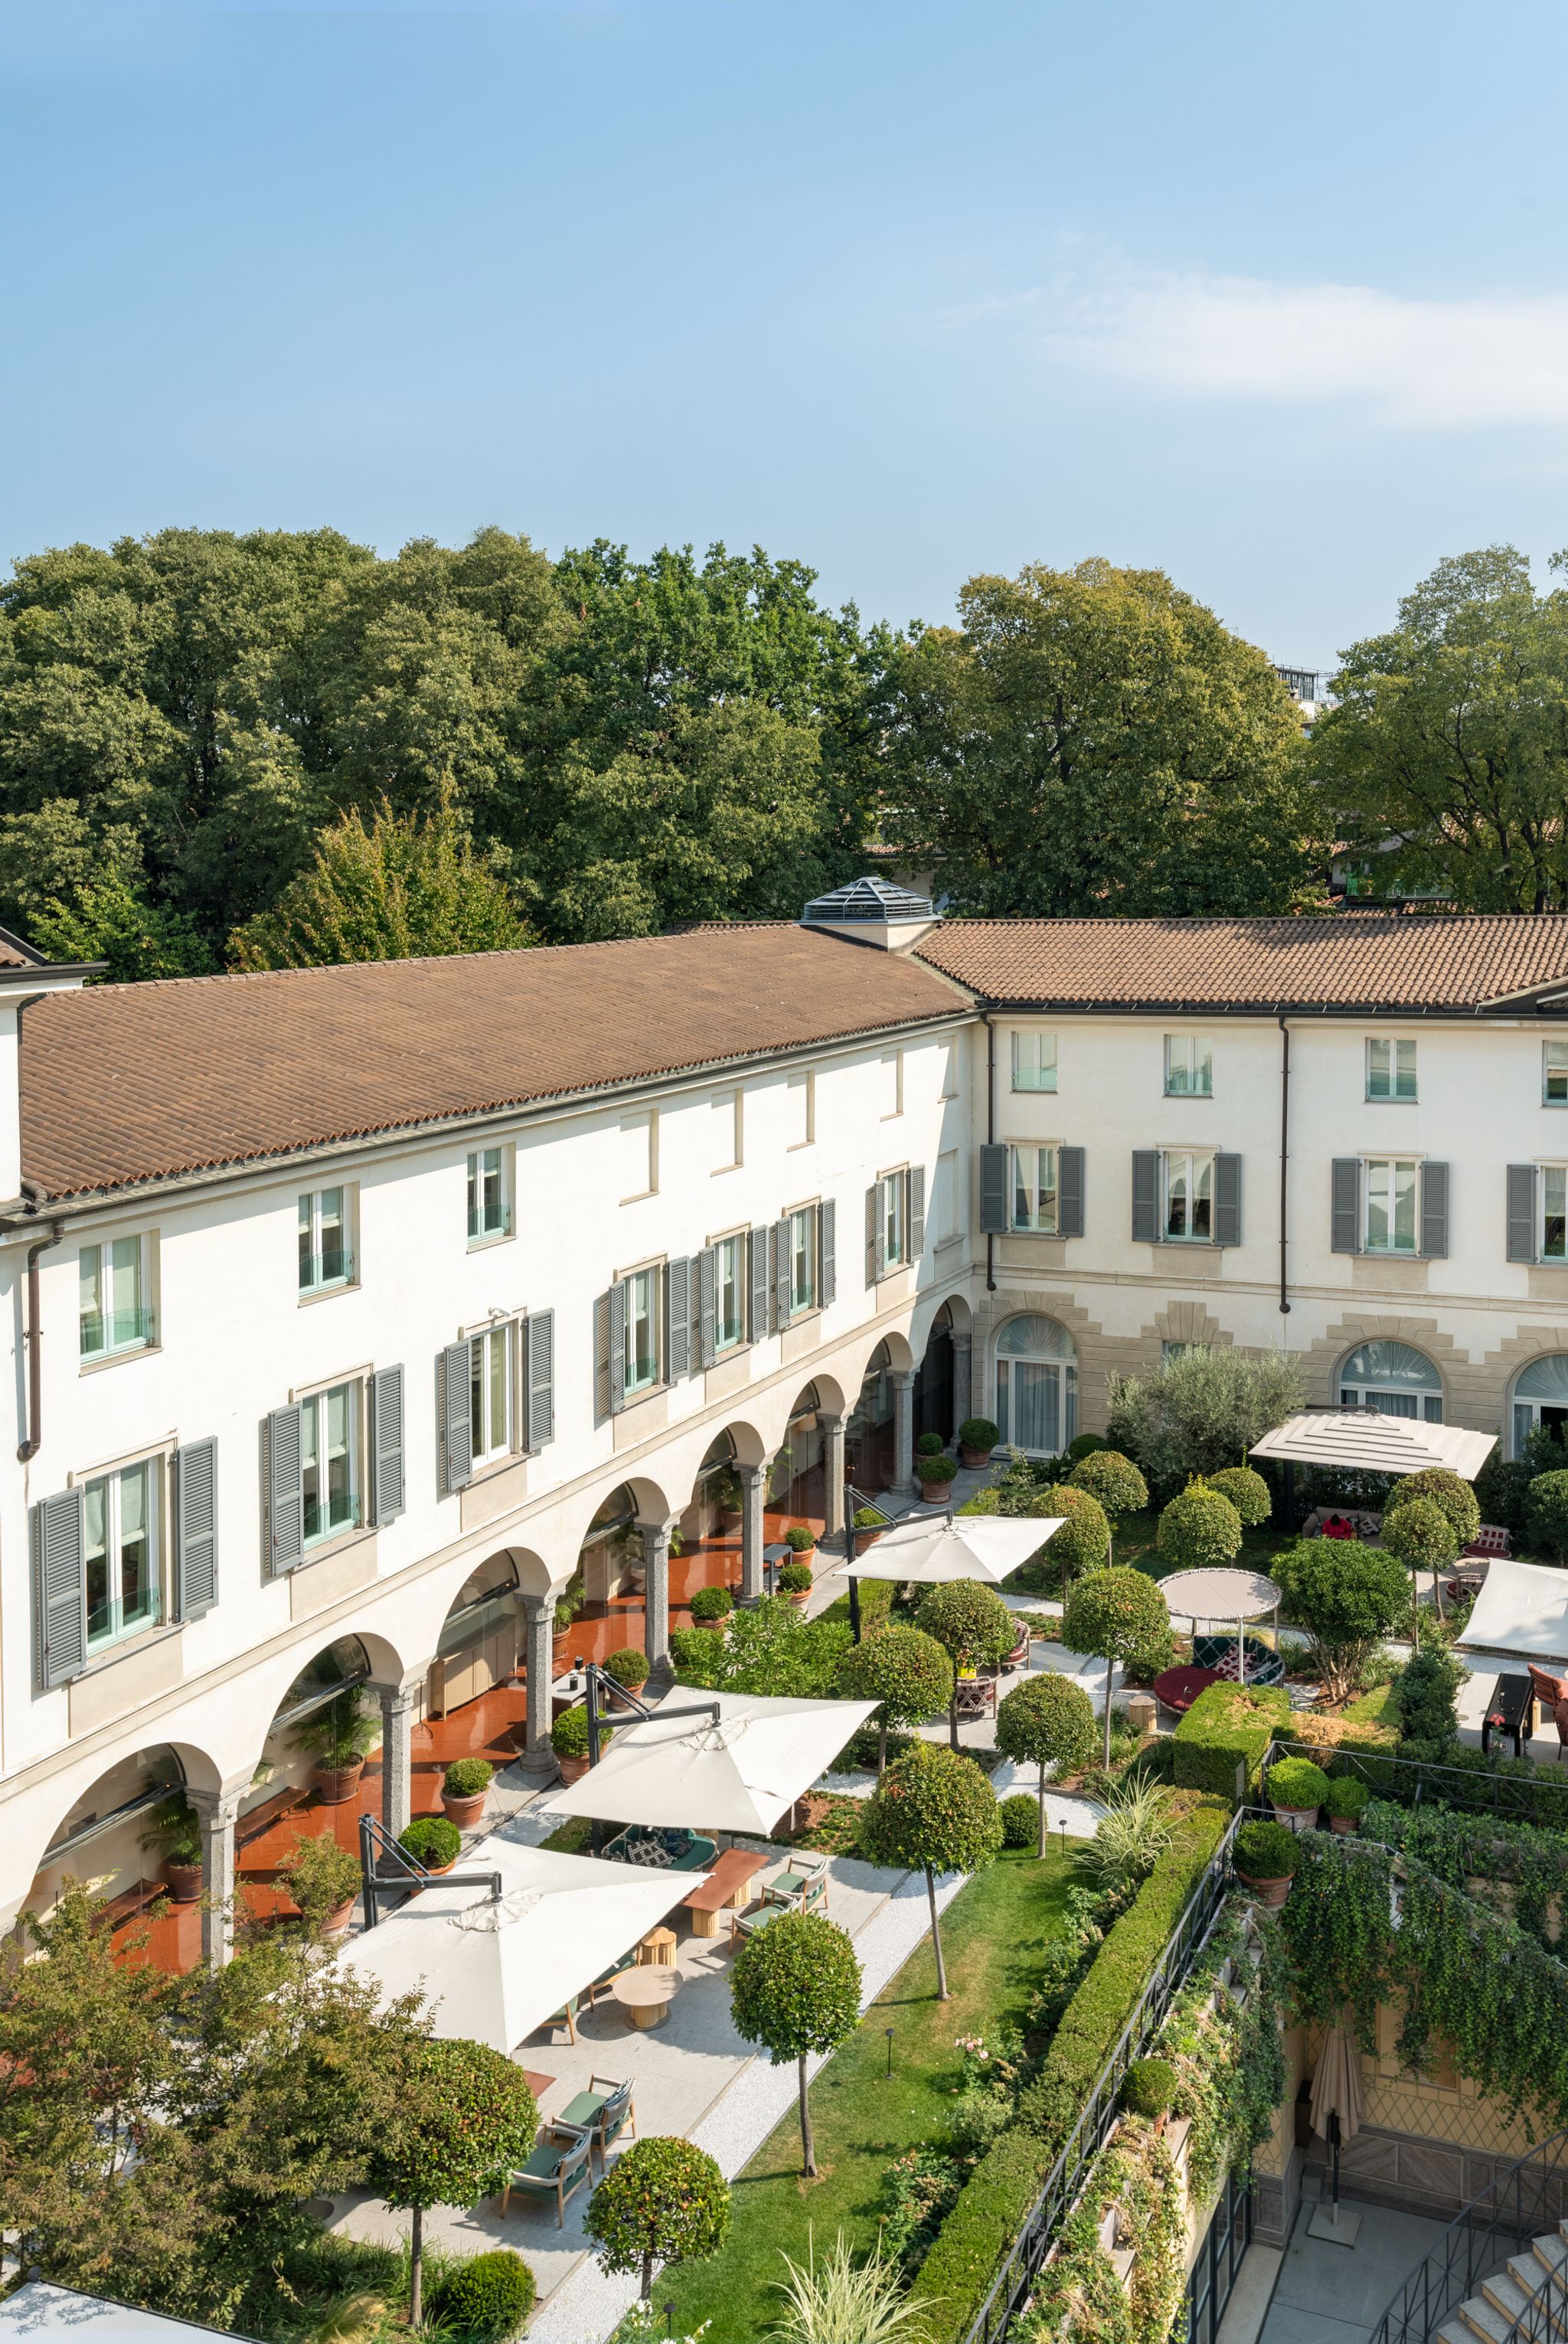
(913, 912), (1568, 1012)
(20, 927), (965, 1202)
(0, 924), (54, 973)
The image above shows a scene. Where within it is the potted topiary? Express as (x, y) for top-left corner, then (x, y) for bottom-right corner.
(779, 1560), (813, 1606)
(689, 1585), (733, 1624)
(785, 1523), (818, 1566)
(959, 1417), (1001, 1469)
(604, 1644), (652, 1689)
(1267, 1755), (1331, 1832)
(1324, 1775), (1370, 1836)
(551, 1702), (610, 1784)
(295, 1691), (379, 1806)
(1233, 1817), (1300, 1908)
(281, 1829), (361, 1940)
(139, 1795), (204, 1902)
(400, 1814), (462, 1875)
(916, 1432), (946, 1460)
(1122, 2055), (1180, 2133)
(441, 1757), (494, 1831)
(918, 1450), (960, 1504)
(853, 1505), (888, 1548)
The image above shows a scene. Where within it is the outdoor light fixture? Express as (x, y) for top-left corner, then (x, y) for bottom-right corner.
(885, 2025), (895, 2078)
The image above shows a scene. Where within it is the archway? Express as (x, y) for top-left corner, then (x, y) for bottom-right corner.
(914, 1301), (957, 1443)
(995, 1313), (1078, 1457)
(848, 1342), (896, 1492)
(771, 1384), (827, 1524)
(1337, 1341), (1443, 1423)
(557, 1483), (646, 1669)
(1512, 1355), (1568, 1457)
(230, 1636), (392, 1939)
(24, 1743), (198, 1958)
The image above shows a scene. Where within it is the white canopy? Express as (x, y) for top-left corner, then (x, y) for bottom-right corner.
(1457, 1556), (1568, 1668)
(335, 1835), (700, 2055)
(1159, 1568), (1282, 1624)
(0, 2284), (232, 2340)
(542, 1685), (878, 1835)
(1250, 1411), (1496, 1480)
(837, 1508), (1063, 1585)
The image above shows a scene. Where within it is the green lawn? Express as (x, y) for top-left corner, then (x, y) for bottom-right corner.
(648, 1844), (1076, 2344)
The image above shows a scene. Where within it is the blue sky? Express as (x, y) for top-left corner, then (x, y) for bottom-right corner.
(6, 2), (1568, 673)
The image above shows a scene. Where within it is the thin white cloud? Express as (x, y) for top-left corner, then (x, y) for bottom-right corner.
(1031, 267), (1568, 428)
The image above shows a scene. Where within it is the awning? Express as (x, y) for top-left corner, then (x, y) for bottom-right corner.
(1250, 1411), (1496, 1481)
(335, 1835), (701, 2055)
(541, 1685), (878, 1836)
(1457, 1556), (1568, 1668)
(835, 1509), (1063, 1585)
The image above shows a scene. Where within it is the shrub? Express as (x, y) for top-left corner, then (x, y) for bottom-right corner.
(1384, 1468), (1480, 1548)
(779, 1561), (813, 1594)
(585, 2136), (730, 2302)
(1067, 1433), (1107, 1461)
(959, 1417), (1000, 1452)
(687, 1586), (733, 1624)
(917, 1452), (960, 1486)
(835, 1625), (954, 1773)
(280, 1830), (360, 1930)
(1527, 1469), (1568, 1560)
(1122, 2056), (1178, 2120)
(550, 1703), (590, 1759)
(1394, 1646), (1464, 1744)
(1268, 1757), (1330, 1813)
(854, 1505), (890, 1530)
(774, 2233), (933, 2344)
(1066, 1449), (1149, 1528)
(1000, 1794), (1037, 1848)
(668, 1626), (726, 1684)
(400, 1816), (461, 1869)
(443, 1758), (494, 1799)
(1381, 1496), (1459, 1575)
(916, 1432), (946, 1456)
(1106, 1348), (1305, 1497)
(996, 1672), (1096, 1852)
(730, 1911), (861, 2175)
(786, 1524), (818, 1552)
(1235, 1818), (1299, 1878)
(1156, 1479), (1243, 1572)
(1172, 1682), (1292, 1801)
(605, 1643), (652, 1685)
(1272, 1538), (1410, 1702)
(1325, 1776), (1370, 1821)
(957, 1488), (1001, 1517)
(296, 1689), (379, 1769)
(1027, 1485), (1110, 1585)
(1078, 1779), (1175, 1895)
(1063, 1567), (1171, 1764)
(431, 2250), (536, 2339)
(1206, 1465), (1272, 1528)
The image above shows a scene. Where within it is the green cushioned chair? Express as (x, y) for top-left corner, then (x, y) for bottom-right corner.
(502, 2128), (593, 2227)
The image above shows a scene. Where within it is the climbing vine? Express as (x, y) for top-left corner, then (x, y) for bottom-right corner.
(1361, 1800), (1568, 1952)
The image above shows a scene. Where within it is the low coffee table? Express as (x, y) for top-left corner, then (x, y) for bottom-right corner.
(610, 1964), (681, 2031)
(681, 1848), (768, 1937)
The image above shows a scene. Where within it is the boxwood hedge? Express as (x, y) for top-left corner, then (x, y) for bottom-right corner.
(1171, 1682), (1292, 1801)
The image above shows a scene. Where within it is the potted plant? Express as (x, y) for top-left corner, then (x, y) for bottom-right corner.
(605, 1644), (652, 1689)
(689, 1585), (733, 1623)
(916, 1432), (945, 1460)
(139, 1795), (204, 1902)
(440, 1757), (494, 1831)
(400, 1815), (462, 1875)
(784, 1523), (818, 1567)
(959, 1417), (1001, 1469)
(1267, 1755), (1331, 1833)
(295, 1691), (379, 1805)
(551, 1702), (611, 1784)
(917, 1450), (960, 1504)
(779, 1560), (813, 1606)
(1324, 1775), (1370, 1835)
(853, 1505), (888, 1549)
(281, 1830), (361, 1940)
(710, 1466), (744, 1533)
(1233, 1817), (1300, 1910)
(1122, 2055), (1180, 2135)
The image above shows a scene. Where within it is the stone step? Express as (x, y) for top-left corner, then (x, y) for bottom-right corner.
(1480, 2274), (1537, 2331)
(1531, 2235), (1568, 2286)
(1510, 2246), (1568, 2327)
(1461, 2289), (1519, 2344)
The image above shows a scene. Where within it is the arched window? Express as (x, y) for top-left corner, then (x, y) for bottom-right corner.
(1338, 1341), (1442, 1424)
(995, 1316), (1077, 1456)
(1513, 1355), (1568, 1456)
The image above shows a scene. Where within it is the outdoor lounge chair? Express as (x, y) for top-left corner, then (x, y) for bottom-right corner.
(553, 2075), (637, 2172)
(502, 2128), (593, 2226)
(768, 1854), (829, 1914)
(547, 1991), (585, 2045)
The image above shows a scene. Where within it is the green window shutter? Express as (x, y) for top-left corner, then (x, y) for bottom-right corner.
(749, 1226), (770, 1338)
(1420, 1162), (1449, 1260)
(608, 1280), (627, 1413)
(697, 1244), (717, 1368)
(1331, 1159), (1361, 1254)
(772, 1218), (790, 1324)
(818, 1200), (836, 1306)
(265, 1403), (304, 1576)
(31, 1489), (86, 1690)
(172, 1437), (218, 1621)
(1132, 1150), (1160, 1244)
(666, 1256), (692, 1382)
(1058, 1146), (1085, 1240)
(909, 1166), (926, 1257)
(438, 1343), (472, 1493)
(524, 1309), (554, 1450)
(370, 1365), (405, 1523)
(1508, 1164), (1537, 1263)
(1214, 1152), (1242, 1247)
(978, 1143), (1009, 1234)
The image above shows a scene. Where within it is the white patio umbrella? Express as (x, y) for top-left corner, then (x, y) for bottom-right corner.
(1459, 1556), (1568, 1668)
(1158, 1567), (1283, 1685)
(541, 1685), (878, 1836)
(334, 1835), (701, 2055)
(835, 1509), (1064, 1586)
(1249, 1411), (1495, 1479)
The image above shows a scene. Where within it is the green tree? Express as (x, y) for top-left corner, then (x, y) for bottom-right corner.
(995, 1672), (1096, 1854)
(1383, 1468), (1480, 1549)
(913, 1580), (1017, 1748)
(1062, 1568), (1172, 1767)
(1380, 1498), (1459, 1649)
(367, 2038), (537, 2324)
(1272, 1540), (1410, 1703)
(1156, 1480), (1245, 1573)
(834, 1625), (953, 1774)
(1106, 1347), (1305, 1499)
(1031, 1484), (1111, 1587)
(860, 1743), (1003, 1999)
(584, 2136), (730, 2301)
(1065, 1450), (1148, 1562)
(1205, 1465), (1272, 1528)
(880, 559), (1321, 917)
(730, 1911), (861, 2175)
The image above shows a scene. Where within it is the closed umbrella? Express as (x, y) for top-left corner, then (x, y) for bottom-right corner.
(1308, 2020), (1365, 2246)
(835, 1509), (1063, 1587)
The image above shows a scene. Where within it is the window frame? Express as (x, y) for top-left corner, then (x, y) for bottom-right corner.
(1164, 1035), (1213, 1097)
(787, 1070), (816, 1149)
(1546, 1040), (1568, 1107)
(1011, 1030), (1058, 1094)
(880, 1049), (905, 1120)
(879, 1169), (907, 1269)
(466, 1144), (514, 1247)
(78, 1231), (158, 1366)
(712, 1230), (747, 1355)
(1367, 1036), (1418, 1103)
(298, 1184), (357, 1299)
(466, 1319), (518, 1469)
(1363, 1155), (1420, 1254)
(298, 1377), (363, 1551)
(622, 1264), (662, 1398)
(784, 1201), (819, 1321)
(1008, 1143), (1060, 1234)
(1163, 1151), (1215, 1244)
(1543, 1164), (1568, 1264)
(81, 1451), (165, 1658)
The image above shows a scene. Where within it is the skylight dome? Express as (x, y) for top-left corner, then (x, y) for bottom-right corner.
(802, 875), (936, 926)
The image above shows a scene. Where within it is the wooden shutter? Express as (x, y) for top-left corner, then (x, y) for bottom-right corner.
(524, 1309), (554, 1449)
(172, 1437), (218, 1621)
(1420, 1162), (1449, 1260)
(370, 1365), (405, 1522)
(30, 1489), (85, 1690)
(978, 1143), (1009, 1234)
(666, 1256), (692, 1382)
(593, 1292), (612, 1418)
(772, 1218), (791, 1326)
(1331, 1159), (1361, 1254)
(909, 1165), (926, 1258)
(1508, 1164), (1537, 1263)
(1132, 1150), (1160, 1244)
(749, 1228), (770, 1339)
(818, 1199), (836, 1306)
(265, 1402), (304, 1575)
(609, 1280), (627, 1412)
(867, 1184), (888, 1283)
(1214, 1152), (1242, 1247)
(1058, 1146), (1085, 1239)
(438, 1342), (473, 1492)
(697, 1246), (717, 1369)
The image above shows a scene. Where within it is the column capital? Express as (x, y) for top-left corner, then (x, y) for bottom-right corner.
(520, 1589), (554, 1623)
(889, 1366), (916, 1391)
(949, 1329), (973, 1355)
(187, 1779), (247, 1823)
(370, 1667), (429, 1708)
(737, 1457), (767, 1485)
(816, 1409), (844, 1432)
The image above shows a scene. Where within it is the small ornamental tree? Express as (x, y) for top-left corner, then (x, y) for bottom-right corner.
(1156, 1480), (1244, 1574)
(1065, 1450), (1148, 1561)
(1063, 1567), (1173, 1767)
(1031, 1485), (1111, 1586)
(913, 1580), (1017, 1749)
(1381, 1497), (1459, 1649)
(835, 1625), (954, 1773)
(995, 1672), (1096, 1854)
(1384, 1467), (1481, 1550)
(860, 1742), (1003, 1999)
(730, 1911), (861, 2175)
(1206, 1465), (1272, 1529)
(368, 2038), (537, 2325)
(1272, 1538), (1410, 1702)
(585, 2136), (730, 2301)
(1525, 1469), (1568, 1561)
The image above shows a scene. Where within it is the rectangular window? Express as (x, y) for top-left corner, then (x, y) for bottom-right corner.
(1547, 1041), (1568, 1105)
(301, 1381), (359, 1547)
(298, 1187), (352, 1293)
(79, 1235), (154, 1361)
(466, 1147), (510, 1242)
(1544, 1167), (1568, 1263)
(788, 1206), (816, 1316)
(935, 1148), (959, 1244)
(1011, 1031), (1058, 1093)
(880, 1170), (906, 1268)
(623, 1267), (661, 1396)
(1165, 1153), (1214, 1242)
(1010, 1144), (1059, 1232)
(1364, 1158), (1419, 1253)
(1367, 1038), (1417, 1100)
(469, 1325), (514, 1466)
(1165, 1036), (1213, 1097)
(714, 1234), (745, 1352)
(940, 1040), (960, 1100)
(787, 1071), (815, 1148)
(713, 1090), (743, 1172)
(84, 1458), (162, 1653)
(881, 1051), (904, 1119)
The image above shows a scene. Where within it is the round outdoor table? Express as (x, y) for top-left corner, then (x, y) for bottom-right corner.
(1152, 1664), (1222, 1717)
(610, 1964), (681, 2031)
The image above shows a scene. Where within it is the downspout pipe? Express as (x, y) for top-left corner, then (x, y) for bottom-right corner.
(17, 1221), (63, 1463)
(983, 1012), (997, 1291)
(1277, 1015), (1291, 1319)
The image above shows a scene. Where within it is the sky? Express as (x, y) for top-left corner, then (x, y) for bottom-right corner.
(6, 1), (1568, 675)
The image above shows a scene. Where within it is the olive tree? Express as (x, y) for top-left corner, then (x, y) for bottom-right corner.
(584, 2136), (730, 2301)
(1106, 1347), (1305, 1497)
(835, 1625), (953, 1774)
(861, 1743), (1003, 1998)
(995, 1672), (1096, 1854)
(913, 1580), (1016, 1749)
(730, 1911), (861, 2175)
(368, 2039), (537, 2324)
(1062, 1568), (1172, 1767)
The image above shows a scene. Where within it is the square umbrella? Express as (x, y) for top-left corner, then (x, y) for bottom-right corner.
(832, 1509), (1064, 1585)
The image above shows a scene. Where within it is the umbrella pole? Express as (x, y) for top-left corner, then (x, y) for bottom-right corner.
(846, 1479), (861, 1644)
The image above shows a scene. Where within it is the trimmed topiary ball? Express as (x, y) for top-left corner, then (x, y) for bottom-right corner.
(1067, 1433), (1108, 1461)
(687, 1587), (733, 1624)
(1067, 1448), (1148, 1524)
(1205, 1465), (1272, 1528)
(1526, 1469), (1568, 1561)
(916, 1432), (946, 1456)
(1000, 1793), (1038, 1848)
(1382, 1496), (1459, 1574)
(1156, 1479), (1243, 1571)
(400, 1814), (461, 1868)
(433, 2249), (537, 2339)
(1384, 1466), (1480, 1549)
(605, 1643), (652, 1687)
(1027, 1485), (1110, 1584)
(1122, 2056), (1179, 2120)
(1267, 1756), (1330, 1813)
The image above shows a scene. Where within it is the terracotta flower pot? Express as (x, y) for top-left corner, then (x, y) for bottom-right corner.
(920, 1482), (954, 1505)
(719, 1508), (743, 1535)
(960, 1445), (993, 1469)
(441, 1791), (487, 1831)
(1236, 1867), (1292, 1911)
(1271, 1802), (1319, 1835)
(789, 1590), (810, 1609)
(165, 1860), (202, 1904)
(315, 1759), (365, 1806)
(557, 1752), (590, 1785)
(318, 1897), (357, 1941)
(1328, 1814), (1359, 1836)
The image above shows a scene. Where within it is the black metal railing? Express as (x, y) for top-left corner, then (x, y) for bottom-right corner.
(1366, 2133), (1568, 2344)
(1261, 1736), (1568, 1829)
(1184, 2169), (1253, 2344)
(959, 1809), (1244, 2344)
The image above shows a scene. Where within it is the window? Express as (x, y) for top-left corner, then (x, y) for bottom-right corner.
(788, 1207), (816, 1316)
(84, 1459), (161, 1653)
(881, 1051), (904, 1119)
(80, 1235), (153, 1362)
(1364, 1157), (1419, 1252)
(1547, 1041), (1568, 1105)
(302, 1382), (359, 1547)
(1514, 1353), (1568, 1456)
(879, 1170), (906, 1268)
(787, 1071), (815, 1148)
(467, 1147), (510, 1242)
(623, 1267), (660, 1397)
(1546, 1166), (1568, 1263)
(995, 1315), (1077, 1456)
(619, 1111), (658, 1201)
(713, 1089), (743, 1172)
(1161, 1341), (1197, 1365)
(1165, 1036), (1213, 1097)
(1165, 1153), (1214, 1242)
(1367, 1038), (1417, 1101)
(1011, 1145), (1059, 1233)
(1011, 1031), (1057, 1093)
(935, 1149), (959, 1244)
(940, 1040), (960, 1100)
(298, 1187), (352, 1294)
(469, 1325), (514, 1466)
(1338, 1340), (1442, 1423)
(714, 1234), (746, 1352)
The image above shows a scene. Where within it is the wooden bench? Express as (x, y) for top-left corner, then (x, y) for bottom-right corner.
(236, 1784), (311, 1851)
(90, 1878), (168, 1931)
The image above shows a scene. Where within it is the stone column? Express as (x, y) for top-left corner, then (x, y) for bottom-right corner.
(518, 1594), (559, 1781)
(190, 1783), (244, 1970)
(951, 1331), (973, 1440)
(890, 1367), (916, 1498)
(819, 1412), (846, 1538)
(643, 1518), (674, 1666)
(738, 1461), (767, 1606)
(374, 1675), (423, 1840)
